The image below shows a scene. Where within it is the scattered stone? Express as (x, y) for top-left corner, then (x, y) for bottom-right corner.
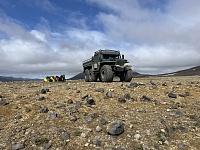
(107, 120), (124, 136)
(84, 143), (90, 147)
(162, 82), (167, 86)
(118, 98), (126, 103)
(93, 140), (101, 147)
(54, 103), (66, 108)
(60, 132), (70, 140)
(96, 88), (104, 93)
(81, 132), (87, 138)
(168, 93), (177, 98)
(66, 86), (70, 90)
(86, 98), (96, 106)
(179, 92), (190, 97)
(185, 92), (190, 96)
(129, 82), (138, 88)
(0, 76), (199, 149)
(96, 126), (102, 132)
(91, 113), (99, 119)
(177, 82), (182, 85)
(75, 101), (82, 108)
(134, 134), (141, 140)
(76, 90), (81, 93)
(150, 85), (157, 90)
(164, 140), (170, 146)
(194, 120), (200, 127)
(140, 95), (151, 102)
(70, 115), (77, 121)
(178, 126), (188, 133)
(48, 113), (57, 118)
(105, 90), (115, 98)
(40, 107), (49, 113)
(189, 114), (198, 120)
(177, 142), (186, 149)
(41, 89), (47, 94)
(38, 96), (46, 101)
(83, 116), (92, 123)
(100, 118), (108, 125)
(175, 110), (185, 117)
(72, 86), (77, 90)
(58, 128), (66, 133)
(124, 93), (131, 99)
(150, 80), (156, 85)
(24, 107), (31, 112)
(11, 143), (25, 150)
(165, 126), (175, 138)
(153, 100), (160, 105)
(15, 114), (23, 119)
(43, 142), (52, 149)
(69, 107), (78, 113)
(0, 100), (9, 105)
(82, 94), (88, 99)
(67, 99), (73, 104)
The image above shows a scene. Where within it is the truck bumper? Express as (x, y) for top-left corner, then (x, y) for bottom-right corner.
(115, 65), (132, 72)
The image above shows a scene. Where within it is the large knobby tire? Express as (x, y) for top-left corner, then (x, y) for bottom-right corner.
(124, 69), (132, 82)
(100, 65), (113, 82)
(85, 69), (89, 82)
(89, 69), (97, 82)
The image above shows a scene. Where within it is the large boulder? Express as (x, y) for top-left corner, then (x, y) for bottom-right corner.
(107, 120), (125, 136)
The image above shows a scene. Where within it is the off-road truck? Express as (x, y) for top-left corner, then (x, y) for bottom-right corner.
(83, 49), (132, 82)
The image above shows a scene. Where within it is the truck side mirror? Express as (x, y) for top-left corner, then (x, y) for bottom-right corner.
(122, 55), (124, 59)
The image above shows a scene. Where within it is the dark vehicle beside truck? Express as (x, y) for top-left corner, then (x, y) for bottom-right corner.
(83, 49), (132, 82)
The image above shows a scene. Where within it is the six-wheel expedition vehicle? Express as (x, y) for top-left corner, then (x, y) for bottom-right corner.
(83, 49), (132, 82)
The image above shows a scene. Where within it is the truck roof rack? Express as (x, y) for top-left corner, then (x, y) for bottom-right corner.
(94, 49), (120, 54)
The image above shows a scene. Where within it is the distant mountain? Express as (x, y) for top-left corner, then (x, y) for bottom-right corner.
(0, 76), (42, 82)
(68, 73), (85, 80)
(160, 66), (200, 76)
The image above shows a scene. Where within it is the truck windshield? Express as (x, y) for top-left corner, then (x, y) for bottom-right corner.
(103, 54), (119, 59)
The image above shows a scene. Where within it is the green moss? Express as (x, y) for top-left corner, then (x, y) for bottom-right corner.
(73, 131), (82, 136)
(35, 138), (49, 145)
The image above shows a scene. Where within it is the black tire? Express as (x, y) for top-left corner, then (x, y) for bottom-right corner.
(120, 76), (125, 82)
(124, 69), (132, 82)
(89, 69), (97, 82)
(85, 69), (89, 82)
(100, 65), (113, 82)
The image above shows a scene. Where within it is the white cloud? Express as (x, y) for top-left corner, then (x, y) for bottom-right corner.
(0, 14), (112, 78)
(1, 0), (200, 78)
(86, 0), (200, 74)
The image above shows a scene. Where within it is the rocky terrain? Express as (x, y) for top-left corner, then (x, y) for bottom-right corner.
(0, 76), (200, 150)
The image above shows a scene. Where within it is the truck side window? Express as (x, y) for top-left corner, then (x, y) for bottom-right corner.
(99, 54), (103, 61)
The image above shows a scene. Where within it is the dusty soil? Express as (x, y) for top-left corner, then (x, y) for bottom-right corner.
(0, 76), (200, 150)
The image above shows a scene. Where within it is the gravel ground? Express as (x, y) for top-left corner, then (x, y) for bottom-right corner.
(0, 76), (200, 150)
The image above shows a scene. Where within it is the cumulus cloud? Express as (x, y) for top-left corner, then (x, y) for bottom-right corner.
(1, 0), (200, 78)
(0, 14), (112, 78)
(87, 0), (200, 74)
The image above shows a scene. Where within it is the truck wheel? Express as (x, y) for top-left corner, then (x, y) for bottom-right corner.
(124, 69), (132, 82)
(120, 76), (125, 82)
(100, 65), (113, 82)
(85, 69), (89, 82)
(89, 69), (97, 82)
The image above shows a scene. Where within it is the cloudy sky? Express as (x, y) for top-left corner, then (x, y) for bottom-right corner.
(0, 0), (200, 79)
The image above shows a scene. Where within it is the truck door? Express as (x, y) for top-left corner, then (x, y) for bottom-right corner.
(93, 54), (99, 71)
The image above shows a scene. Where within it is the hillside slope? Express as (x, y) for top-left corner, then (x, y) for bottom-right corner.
(161, 66), (200, 76)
